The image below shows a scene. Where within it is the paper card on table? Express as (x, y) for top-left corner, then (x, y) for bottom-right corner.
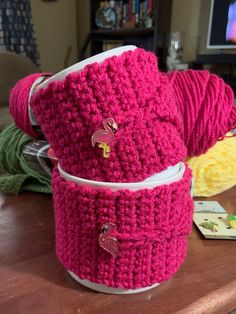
(194, 201), (226, 213)
(194, 213), (236, 240)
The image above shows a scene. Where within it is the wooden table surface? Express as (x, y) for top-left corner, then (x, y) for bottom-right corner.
(0, 187), (236, 314)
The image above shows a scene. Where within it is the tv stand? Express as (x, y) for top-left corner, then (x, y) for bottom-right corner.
(190, 54), (236, 92)
(192, 54), (236, 65)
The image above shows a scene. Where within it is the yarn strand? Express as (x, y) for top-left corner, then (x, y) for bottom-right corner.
(0, 124), (51, 194)
(9, 73), (51, 138)
(167, 70), (236, 157)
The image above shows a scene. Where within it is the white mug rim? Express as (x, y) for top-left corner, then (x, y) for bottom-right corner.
(58, 162), (185, 191)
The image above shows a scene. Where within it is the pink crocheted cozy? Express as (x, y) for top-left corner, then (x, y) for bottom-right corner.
(53, 166), (193, 288)
(31, 49), (186, 182)
(29, 48), (235, 289)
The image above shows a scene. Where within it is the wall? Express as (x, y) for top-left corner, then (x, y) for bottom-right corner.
(76, 0), (90, 58)
(170, 0), (201, 62)
(198, 0), (212, 55)
(30, 0), (77, 73)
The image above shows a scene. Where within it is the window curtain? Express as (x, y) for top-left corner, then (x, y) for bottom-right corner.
(0, 0), (40, 66)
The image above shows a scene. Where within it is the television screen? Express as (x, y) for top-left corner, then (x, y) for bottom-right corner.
(207, 0), (236, 48)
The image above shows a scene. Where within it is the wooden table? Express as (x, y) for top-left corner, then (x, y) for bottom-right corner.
(0, 187), (236, 314)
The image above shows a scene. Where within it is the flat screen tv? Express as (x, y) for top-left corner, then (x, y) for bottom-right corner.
(207, 0), (236, 49)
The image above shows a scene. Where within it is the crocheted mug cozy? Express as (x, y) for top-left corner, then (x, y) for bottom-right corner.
(31, 48), (187, 183)
(53, 163), (193, 289)
(29, 47), (235, 290)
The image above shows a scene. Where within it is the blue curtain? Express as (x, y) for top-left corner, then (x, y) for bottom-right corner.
(0, 0), (40, 66)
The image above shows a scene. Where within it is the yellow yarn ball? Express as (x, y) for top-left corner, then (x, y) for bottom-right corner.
(187, 134), (236, 197)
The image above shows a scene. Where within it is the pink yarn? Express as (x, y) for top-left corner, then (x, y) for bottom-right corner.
(53, 165), (193, 289)
(166, 70), (236, 157)
(9, 73), (50, 138)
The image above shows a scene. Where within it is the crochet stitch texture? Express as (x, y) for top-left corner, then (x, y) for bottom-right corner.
(31, 49), (186, 182)
(53, 166), (193, 288)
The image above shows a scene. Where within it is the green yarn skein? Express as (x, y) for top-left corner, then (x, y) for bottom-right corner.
(0, 124), (51, 194)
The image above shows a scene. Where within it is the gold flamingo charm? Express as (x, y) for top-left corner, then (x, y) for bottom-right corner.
(91, 118), (118, 158)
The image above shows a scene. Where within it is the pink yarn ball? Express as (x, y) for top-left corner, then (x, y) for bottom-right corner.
(166, 70), (236, 157)
(9, 73), (50, 138)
